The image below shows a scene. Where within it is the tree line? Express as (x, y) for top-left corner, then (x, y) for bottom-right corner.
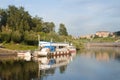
(0, 5), (68, 45)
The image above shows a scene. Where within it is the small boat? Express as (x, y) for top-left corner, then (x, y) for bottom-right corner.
(67, 45), (76, 53)
(17, 51), (31, 60)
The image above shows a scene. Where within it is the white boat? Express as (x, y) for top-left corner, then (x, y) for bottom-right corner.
(32, 41), (74, 57)
(17, 51), (31, 61)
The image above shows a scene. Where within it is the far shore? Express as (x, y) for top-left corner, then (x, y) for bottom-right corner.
(86, 42), (120, 47)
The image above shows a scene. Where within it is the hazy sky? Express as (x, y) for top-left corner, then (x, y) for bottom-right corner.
(0, 0), (120, 36)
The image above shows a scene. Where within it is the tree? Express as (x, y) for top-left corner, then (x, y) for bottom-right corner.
(42, 22), (55, 33)
(7, 5), (32, 31)
(58, 23), (68, 36)
(0, 9), (7, 30)
(32, 16), (43, 32)
(49, 22), (55, 32)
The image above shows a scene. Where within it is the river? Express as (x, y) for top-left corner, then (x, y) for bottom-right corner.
(0, 47), (120, 80)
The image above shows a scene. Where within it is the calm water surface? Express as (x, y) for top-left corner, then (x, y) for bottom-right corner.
(0, 47), (120, 80)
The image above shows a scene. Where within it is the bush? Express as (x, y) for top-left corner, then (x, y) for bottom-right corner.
(24, 31), (38, 45)
(11, 30), (22, 43)
(0, 30), (12, 42)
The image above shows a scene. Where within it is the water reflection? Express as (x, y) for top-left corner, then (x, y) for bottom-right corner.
(80, 47), (120, 62)
(0, 53), (75, 80)
(32, 55), (74, 80)
(1, 47), (120, 80)
(0, 60), (38, 80)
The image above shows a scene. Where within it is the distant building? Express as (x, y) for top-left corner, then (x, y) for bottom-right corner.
(80, 31), (114, 39)
(95, 31), (113, 38)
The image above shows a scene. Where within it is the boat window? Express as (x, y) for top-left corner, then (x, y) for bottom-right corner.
(59, 46), (64, 48)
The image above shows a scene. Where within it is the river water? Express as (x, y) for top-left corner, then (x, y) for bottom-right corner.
(0, 47), (120, 80)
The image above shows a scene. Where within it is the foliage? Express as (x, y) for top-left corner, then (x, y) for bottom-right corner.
(11, 30), (22, 43)
(58, 23), (68, 36)
(24, 31), (38, 45)
(0, 5), (85, 50)
(0, 9), (7, 28)
(0, 26), (12, 42)
(42, 22), (55, 33)
(0, 5), (66, 46)
(32, 16), (43, 32)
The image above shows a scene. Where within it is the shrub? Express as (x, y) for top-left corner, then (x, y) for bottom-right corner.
(24, 31), (38, 45)
(11, 30), (22, 43)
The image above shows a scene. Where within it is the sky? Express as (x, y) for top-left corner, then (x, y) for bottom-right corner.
(0, 0), (120, 36)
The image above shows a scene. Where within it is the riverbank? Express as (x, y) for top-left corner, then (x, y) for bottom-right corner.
(86, 42), (120, 47)
(0, 48), (17, 59)
(0, 43), (37, 58)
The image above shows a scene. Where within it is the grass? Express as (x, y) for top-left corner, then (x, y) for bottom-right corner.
(3, 43), (38, 50)
(91, 37), (115, 42)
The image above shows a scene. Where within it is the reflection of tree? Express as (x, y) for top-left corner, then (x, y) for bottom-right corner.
(0, 60), (38, 80)
(39, 68), (55, 80)
(40, 68), (55, 76)
(114, 53), (120, 61)
(59, 65), (67, 73)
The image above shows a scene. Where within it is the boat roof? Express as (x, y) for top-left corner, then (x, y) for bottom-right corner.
(39, 41), (69, 46)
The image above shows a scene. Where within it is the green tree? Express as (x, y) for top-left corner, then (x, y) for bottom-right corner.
(7, 5), (32, 31)
(49, 22), (55, 32)
(32, 16), (43, 32)
(58, 23), (68, 36)
(0, 9), (7, 30)
(42, 22), (55, 33)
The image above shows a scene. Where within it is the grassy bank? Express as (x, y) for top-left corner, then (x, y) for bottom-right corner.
(3, 43), (37, 50)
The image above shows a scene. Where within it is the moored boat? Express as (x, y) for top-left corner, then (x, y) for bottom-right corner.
(16, 50), (31, 61)
(32, 41), (76, 57)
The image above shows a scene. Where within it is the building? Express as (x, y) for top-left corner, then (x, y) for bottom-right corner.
(95, 31), (113, 38)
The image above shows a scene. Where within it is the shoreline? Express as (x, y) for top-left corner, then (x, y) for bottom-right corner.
(86, 42), (120, 47)
(0, 48), (17, 56)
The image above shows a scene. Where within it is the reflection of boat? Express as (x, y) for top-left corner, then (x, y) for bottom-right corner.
(33, 55), (73, 70)
(39, 57), (70, 70)
(32, 41), (76, 57)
